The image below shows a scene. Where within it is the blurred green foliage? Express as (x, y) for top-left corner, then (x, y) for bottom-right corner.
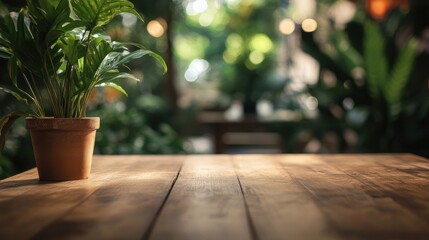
(302, 2), (429, 155)
(0, 0), (187, 179)
(174, 0), (281, 111)
(1, 0), (428, 180)
(90, 93), (187, 155)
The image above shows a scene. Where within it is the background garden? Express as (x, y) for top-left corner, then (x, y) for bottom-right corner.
(0, 0), (428, 179)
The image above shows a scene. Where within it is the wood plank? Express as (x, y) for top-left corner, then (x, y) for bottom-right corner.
(232, 154), (340, 240)
(320, 154), (429, 176)
(0, 156), (133, 239)
(1, 154), (429, 240)
(0, 156), (124, 202)
(149, 155), (252, 240)
(396, 154), (429, 170)
(385, 154), (429, 179)
(0, 155), (143, 239)
(278, 154), (429, 239)
(0, 169), (39, 202)
(320, 154), (429, 225)
(31, 155), (184, 240)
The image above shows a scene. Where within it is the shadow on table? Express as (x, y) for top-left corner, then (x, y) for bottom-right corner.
(0, 179), (43, 189)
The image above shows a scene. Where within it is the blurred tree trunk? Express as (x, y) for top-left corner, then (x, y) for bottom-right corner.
(131, 0), (178, 111)
(165, 3), (178, 112)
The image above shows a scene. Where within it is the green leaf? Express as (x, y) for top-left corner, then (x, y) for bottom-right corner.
(97, 72), (141, 85)
(0, 11), (43, 75)
(118, 42), (167, 73)
(58, 32), (86, 64)
(61, 20), (87, 32)
(0, 86), (29, 104)
(0, 112), (25, 156)
(27, 0), (71, 44)
(330, 32), (363, 74)
(0, 13), (17, 49)
(85, 37), (113, 78)
(364, 21), (388, 99)
(95, 49), (166, 79)
(70, 0), (143, 29)
(0, 47), (12, 58)
(147, 51), (167, 74)
(7, 56), (18, 85)
(384, 38), (417, 105)
(45, 29), (64, 46)
(95, 82), (128, 96)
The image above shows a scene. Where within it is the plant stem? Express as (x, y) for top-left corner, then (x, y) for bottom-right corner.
(22, 73), (44, 117)
(29, 73), (45, 116)
(75, 26), (95, 118)
(45, 46), (64, 117)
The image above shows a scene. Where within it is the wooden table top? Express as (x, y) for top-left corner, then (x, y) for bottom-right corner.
(1, 154), (429, 240)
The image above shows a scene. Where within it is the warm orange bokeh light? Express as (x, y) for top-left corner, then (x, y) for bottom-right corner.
(279, 18), (295, 35)
(147, 19), (167, 38)
(366, 0), (409, 21)
(367, 0), (389, 20)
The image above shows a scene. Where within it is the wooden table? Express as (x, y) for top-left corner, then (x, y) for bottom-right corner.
(198, 112), (285, 153)
(1, 154), (429, 240)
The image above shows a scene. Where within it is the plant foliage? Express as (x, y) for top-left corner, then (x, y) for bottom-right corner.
(0, 0), (167, 154)
(364, 20), (417, 105)
(301, 3), (426, 154)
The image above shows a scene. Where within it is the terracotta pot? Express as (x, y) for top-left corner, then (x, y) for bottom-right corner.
(25, 117), (100, 181)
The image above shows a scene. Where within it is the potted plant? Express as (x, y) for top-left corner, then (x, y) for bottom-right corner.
(0, 0), (166, 180)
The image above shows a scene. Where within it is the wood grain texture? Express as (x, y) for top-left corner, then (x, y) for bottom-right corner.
(0, 154), (429, 240)
(279, 154), (429, 240)
(0, 156), (130, 239)
(34, 155), (184, 240)
(149, 155), (252, 240)
(232, 155), (340, 240)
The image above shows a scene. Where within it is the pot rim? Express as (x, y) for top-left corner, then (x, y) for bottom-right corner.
(25, 117), (100, 130)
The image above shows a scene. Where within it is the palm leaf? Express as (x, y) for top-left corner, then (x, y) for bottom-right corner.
(85, 37), (113, 79)
(92, 50), (166, 103)
(58, 31), (86, 64)
(0, 47), (12, 58)
(7, 56), (18, 86)
(364, 21), (388, 99)
(95, 49), (166, 79)
(27, 0), (71, 45)
(331, 32), (363, 74)
(0, 112), (25, 155)
(70, 0), (143, 29)
(96, 82), (128, 96)
(0, 13), (16, 49)
(5, 56), (35, 102)
(117, 42), (167, 74)
(97, 72), (141, 85)
(0, 11), (43, 74)
(384, 38), (417, 105)
(72, 37), (115, 96)
(146, 51), (167, 74)
(0, 86), (29, 104)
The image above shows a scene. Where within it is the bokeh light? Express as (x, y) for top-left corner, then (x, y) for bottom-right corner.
(279, 18), (295, 35)
(305, 96), (318, 110)
(223, 34), (244, 63)
(199, 14), (213, 27)
(176, 34), (210, 60)
(122, 13), (137, 28)
(147, 19), (167, 38)
(301, 18), (318, 32)
(249, 34), (273, 53)
(225, 0), (240, 9)
(249, 51), (264, 65)
(186, 0), (208, 16)
(184, 59), (210, 82)
(366, 0), (390, 20)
